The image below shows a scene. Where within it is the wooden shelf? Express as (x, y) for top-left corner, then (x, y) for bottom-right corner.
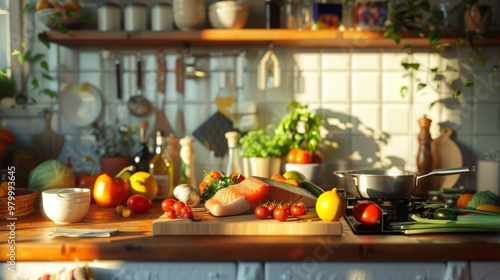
(42, 29), (500, 49)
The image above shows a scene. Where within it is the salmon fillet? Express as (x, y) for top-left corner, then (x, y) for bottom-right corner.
(204, 176), (316, 217)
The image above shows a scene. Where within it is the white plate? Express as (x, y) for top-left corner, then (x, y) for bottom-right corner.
(58, 82), (103, 128)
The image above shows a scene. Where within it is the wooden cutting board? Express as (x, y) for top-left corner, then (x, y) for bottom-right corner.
(431, 127), (463, 189)
(152, 209), (342, 236)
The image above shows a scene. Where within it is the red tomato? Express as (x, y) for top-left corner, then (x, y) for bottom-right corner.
(267, 203), (276, 217)
(183, 210), (193, 219)
(173, 201), (186, 214)
(167, 209), (177, 219)
(161, 198), (177, 212)
(254, 205), (269, 219)
(198, 181), (208, 195)
(230, 173), (245, 183)
(291, 205), (306, 217)
(180, 205), (192, 216)
(127, 195), (153, 213)
(352, 201), (382, 226)
(273, 208), (288, 222)
(286, 149), (312, 164)
(200, 170), (223, 192)
(93, 173), (130, 207)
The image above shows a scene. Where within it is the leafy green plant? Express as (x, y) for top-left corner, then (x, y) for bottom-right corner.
(0, 71), (16, 100)
(92, 120), (135, 158)
(239, 126), (282, 158)
(383, 0), (498, 100)
(272, 101), (321, 156)
(10, 3), (88, 105)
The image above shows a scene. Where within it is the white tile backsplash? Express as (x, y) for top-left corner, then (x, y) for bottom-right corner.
(2, 42), (500, 190)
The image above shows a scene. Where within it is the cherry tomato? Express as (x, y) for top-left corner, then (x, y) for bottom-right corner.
(284, 178), (301, 187)
(173, 201), (186, 214)
(161, 198), (176, 212)
(127, 195), (153, 213)
(230, 172), (245, 183)
(286, 149), (312, 164)
(270, 173), (286, 181)
(198, 181), (208, 195)
(180, 205), (192, 216)
(352, 201), (382, 226)
(167, 209), (177, 219)
(267, 203), (276, 217)
(291, 205), (306, 217)
(183, 210), (193, 219)
(282, 204), (291, 216)
(273, 208), (288, 222)
(254, 205), (269, 220)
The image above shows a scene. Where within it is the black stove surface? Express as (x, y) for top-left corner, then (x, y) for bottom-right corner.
(344, 195), (427, 235)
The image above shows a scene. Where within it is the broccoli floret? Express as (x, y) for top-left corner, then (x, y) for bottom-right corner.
(466, 190), (500, 209)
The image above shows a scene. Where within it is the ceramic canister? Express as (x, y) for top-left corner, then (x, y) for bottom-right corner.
(124, 3), (147, 31)
(477, 151), (500, 196)
(98, 3), (121, 31)
(151, 3), (173, 31)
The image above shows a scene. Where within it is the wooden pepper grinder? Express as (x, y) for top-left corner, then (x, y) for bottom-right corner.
(165, 135), (180, 187)
(415, 115), (433, 196)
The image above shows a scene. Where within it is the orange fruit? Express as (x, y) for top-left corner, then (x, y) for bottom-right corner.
(456, 193), (473, 208)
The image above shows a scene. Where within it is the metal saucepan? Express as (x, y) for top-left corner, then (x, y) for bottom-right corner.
(334, 166), (476, 199)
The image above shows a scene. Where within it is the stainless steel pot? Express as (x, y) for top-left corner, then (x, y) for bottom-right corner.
(334, 166), (476, 199)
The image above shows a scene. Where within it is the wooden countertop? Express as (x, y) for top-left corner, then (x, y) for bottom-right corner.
(1, 202), (500, 262)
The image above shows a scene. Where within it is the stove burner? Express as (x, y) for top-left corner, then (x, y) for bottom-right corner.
(344, 194), (427, 235)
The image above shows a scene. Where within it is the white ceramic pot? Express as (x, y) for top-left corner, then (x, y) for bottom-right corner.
(243, 157), (282, 177)
(173, 0), (206, 31)
(285, 163), (324, 186)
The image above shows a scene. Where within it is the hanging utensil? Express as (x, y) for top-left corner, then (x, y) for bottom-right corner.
(258, 43), (280, 91)
(33, 109), (65, 161)
(152, 54), (175, 137)
(127, 54), (153, 117)
(175, 56), (186, 137)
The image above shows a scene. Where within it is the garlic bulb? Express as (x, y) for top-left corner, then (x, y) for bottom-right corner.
(173, 184), (201, 207)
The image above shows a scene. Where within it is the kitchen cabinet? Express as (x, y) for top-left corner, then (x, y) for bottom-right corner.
(41, 29), (500, 49)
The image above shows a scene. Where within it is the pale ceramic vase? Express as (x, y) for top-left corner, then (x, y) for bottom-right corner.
(173, 0), (206, 30)
(243, 157), (282, 178)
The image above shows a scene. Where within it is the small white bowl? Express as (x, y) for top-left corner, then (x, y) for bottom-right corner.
(209, 1), (249, 29)
(41, 189), (90, 224)
(285, 163), (325, 187)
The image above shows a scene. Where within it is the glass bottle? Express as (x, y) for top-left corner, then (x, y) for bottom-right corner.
(265, 0), (281, 29)
(149, 131), (175, 199)
(133, 120), (152, 172)
(179, 136), (196, 187)
(165, 135), (181, 187)
(225, 131), (242, 175)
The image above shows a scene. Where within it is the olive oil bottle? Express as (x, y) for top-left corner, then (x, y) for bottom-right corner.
(148, 131), (174, 199)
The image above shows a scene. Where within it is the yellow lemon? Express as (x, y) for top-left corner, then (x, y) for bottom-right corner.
(129, 172), (158, 201)
(315, 188), (347, 222)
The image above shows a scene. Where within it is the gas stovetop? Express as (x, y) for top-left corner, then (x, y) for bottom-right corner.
(344, 195), (428, 235)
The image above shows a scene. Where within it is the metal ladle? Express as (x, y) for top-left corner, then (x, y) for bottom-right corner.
(127, 55), (153, 117)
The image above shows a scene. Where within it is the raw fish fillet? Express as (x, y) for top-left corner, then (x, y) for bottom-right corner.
(204, 176), (316, 217)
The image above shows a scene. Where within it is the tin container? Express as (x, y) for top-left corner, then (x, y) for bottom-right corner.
(151, 3), (173, 31)
(124, 3), (147, 31)
(98, 3), (121, 31)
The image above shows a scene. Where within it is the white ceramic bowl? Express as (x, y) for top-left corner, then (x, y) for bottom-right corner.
(41, 188), (90, 224)
(209, 1), (249, 29)
(42, 200), (90, 224)
(173, 0), (206, 30)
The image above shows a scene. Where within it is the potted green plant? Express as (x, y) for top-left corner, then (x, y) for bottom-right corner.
(239, 126), (283, 177)
(92, 119), (135, 175)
